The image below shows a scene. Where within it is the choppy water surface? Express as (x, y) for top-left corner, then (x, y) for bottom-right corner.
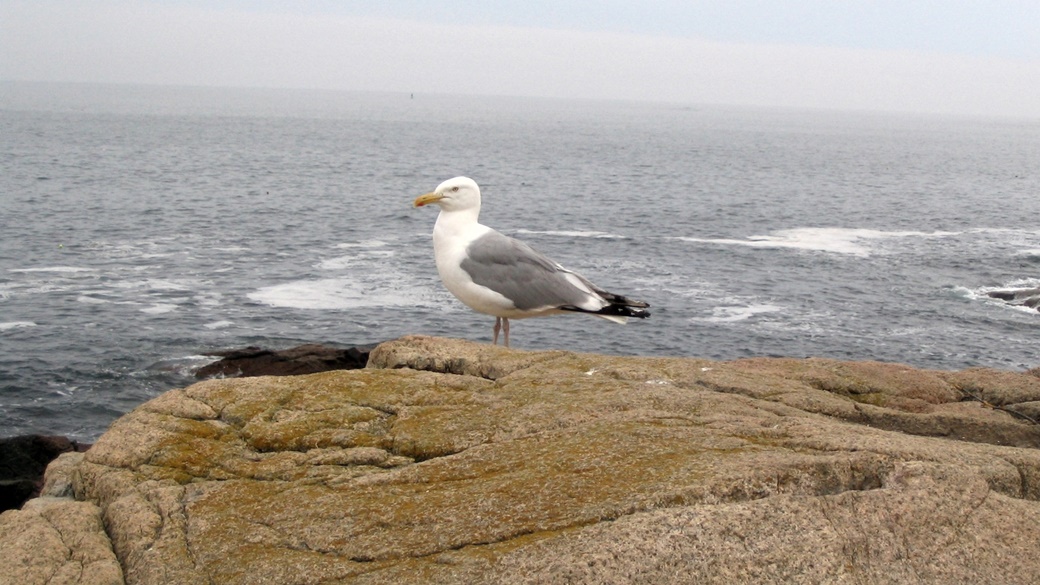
(2, 82), (1038, 440)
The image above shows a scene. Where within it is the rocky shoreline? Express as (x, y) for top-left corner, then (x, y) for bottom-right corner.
(0, 435), (91, 512)
(3, 336), (1040, 584)
(193, 343), (378, 379)
(0, 343), (379, 514)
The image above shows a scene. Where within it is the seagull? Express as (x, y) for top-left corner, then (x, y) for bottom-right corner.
(414, 176), (649, 347)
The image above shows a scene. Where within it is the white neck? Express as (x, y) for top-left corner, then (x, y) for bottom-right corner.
(434, 207), (480, 235)
(432, 207), (488, 258)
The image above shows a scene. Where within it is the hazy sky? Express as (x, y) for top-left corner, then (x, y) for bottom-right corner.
(3, 0), (1039, 117)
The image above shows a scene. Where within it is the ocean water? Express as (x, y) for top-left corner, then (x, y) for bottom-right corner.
(1, 82), (1038, 441)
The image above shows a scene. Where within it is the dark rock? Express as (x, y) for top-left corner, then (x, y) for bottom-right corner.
(987, 286), (1040, 312)
(0, 434), (87, 512)
(193, 343), (379, 379)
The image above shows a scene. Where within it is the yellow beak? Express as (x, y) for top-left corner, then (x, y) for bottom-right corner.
(413, 192), (444, 207)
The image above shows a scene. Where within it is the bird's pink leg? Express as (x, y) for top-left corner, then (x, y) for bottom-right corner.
(493, 317), (502, 345)
(503, 318), (510, 348)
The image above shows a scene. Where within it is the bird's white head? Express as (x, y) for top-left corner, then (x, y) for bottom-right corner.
(414, 176), (481, 213)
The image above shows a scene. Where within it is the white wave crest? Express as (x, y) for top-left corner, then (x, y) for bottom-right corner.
(336, 240), (389, 249)
(694, 304), (783, 323)
(204, 320), (234, 330)
(140, 303), (179, 314)
(978, 277), (1040, 293)
(318, 249), (397, 270)
(678, 228), (958, 257)
(316, 256), (356, 270)
(248, 278), (424, 310)
(515, 229), (627, 239)
(9, 266), (97, 273)
(0, 321), (37, 331)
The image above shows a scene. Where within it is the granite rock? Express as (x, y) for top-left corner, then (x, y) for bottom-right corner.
(0, 496), (123, 585)
(11, 336), (1040, 584)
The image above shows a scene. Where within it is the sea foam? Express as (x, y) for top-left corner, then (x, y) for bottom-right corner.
(678, 228), (958, 257)
(248, 278), (423, 310)
(515, 229), (627, 239)
(9, 266), (97, 273)
(0, 321), (38, 331)
(695, 304), (783, 323)
(140, 304), (179, 314)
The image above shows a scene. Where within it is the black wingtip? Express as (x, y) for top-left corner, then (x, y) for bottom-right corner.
(608, 294), (650, 317)
(602, 304), (651, 319)
(561, 301), (651, 319)
(599, 291), (649, 310)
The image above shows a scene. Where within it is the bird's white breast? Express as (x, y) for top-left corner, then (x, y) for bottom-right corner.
(431, 212), (520, 317)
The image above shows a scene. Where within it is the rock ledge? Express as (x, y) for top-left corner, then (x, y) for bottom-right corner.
(3, 336), (1040, 584)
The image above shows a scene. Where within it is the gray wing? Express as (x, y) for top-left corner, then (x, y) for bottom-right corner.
(460, 230), (597, 311)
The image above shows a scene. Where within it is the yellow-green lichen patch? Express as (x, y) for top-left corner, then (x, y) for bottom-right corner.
(240, 404), (391, 452)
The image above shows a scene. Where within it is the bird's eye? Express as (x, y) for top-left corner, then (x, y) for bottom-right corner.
(451, 186), (459, 192)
